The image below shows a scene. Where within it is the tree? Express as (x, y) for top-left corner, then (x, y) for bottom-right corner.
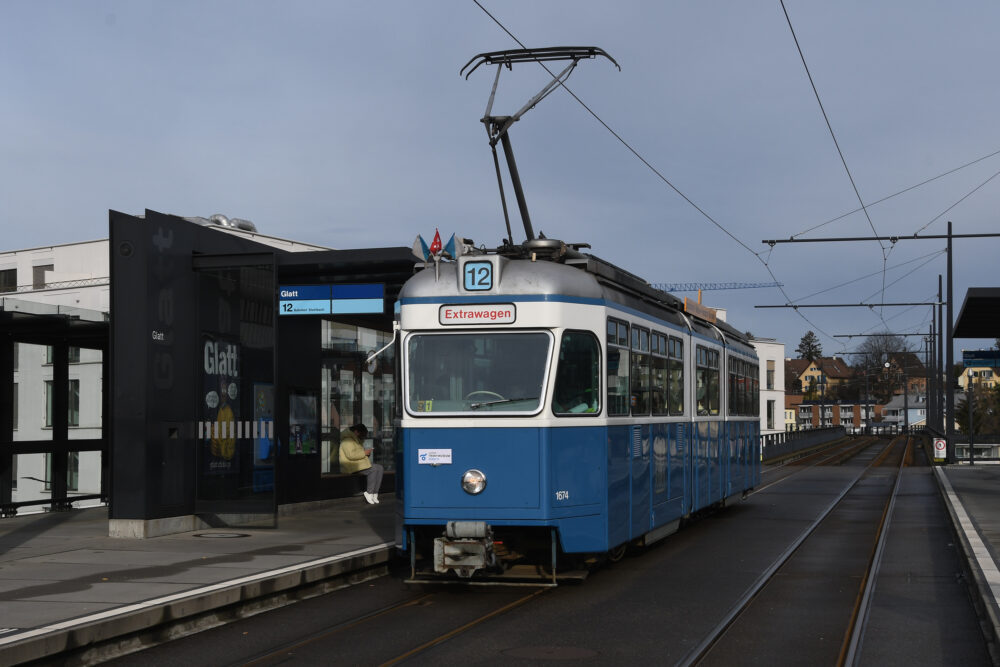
(849, 332), (914, 403)
(796, 331), (822, 361)
(955, 384), (1000, 436)
(852, 332), (911, 372)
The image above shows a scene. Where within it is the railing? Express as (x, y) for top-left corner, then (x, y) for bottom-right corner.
(761, 426), (846, 463)
(951, 434), (1000, 463)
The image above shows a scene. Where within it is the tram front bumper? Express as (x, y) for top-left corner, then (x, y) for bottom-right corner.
(433, 521), (496, 578)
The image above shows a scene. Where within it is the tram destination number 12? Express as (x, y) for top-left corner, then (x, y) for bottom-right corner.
(464, 261), (493, 291)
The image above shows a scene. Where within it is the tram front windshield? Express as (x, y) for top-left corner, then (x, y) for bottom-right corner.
(407, 332), (550, 414)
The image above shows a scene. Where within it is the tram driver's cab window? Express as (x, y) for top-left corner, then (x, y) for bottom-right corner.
(606, 319), (629, 416)
(406, 332), (550, 415)
(553, 331), (600, 415)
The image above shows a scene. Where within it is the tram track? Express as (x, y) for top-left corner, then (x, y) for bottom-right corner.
(756, 435), (880, 493)
(680, 436), (911, 667)
(225, 586), (549, 667)
(242, 437), (899, 667)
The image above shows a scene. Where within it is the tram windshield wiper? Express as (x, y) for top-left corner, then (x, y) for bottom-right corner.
(469, 397), (538, 409)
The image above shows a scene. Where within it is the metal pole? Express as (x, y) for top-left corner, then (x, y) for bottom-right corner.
(968, 380), (975, 465)
(937, 275), (944, 435)
(865, 374), (870, 435)
(926, 326), (934, 434)
(903, 369), (909, 434)
(497, 128), (535, 241)
(946, 223), (955, 462)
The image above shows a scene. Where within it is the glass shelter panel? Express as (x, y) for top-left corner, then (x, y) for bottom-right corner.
(195, 265), (276, 527)
(322, 323), (395, 473)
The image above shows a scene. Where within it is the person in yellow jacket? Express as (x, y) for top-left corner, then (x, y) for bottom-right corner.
(339, 423), (383, 504)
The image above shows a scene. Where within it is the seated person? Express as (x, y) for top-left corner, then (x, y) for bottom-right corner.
(338, 423), (384, 505)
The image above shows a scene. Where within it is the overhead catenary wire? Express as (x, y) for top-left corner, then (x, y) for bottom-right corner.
(779, 0), (897, 331)
(472, 0), (837, 342)
(793, 248), (945, 303)
(791, 146), (1000, 239)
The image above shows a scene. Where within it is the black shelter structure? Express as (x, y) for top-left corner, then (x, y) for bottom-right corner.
(0, 300), (109, 515)
(954, 288), (1000, 339)
(109, 209), (416, 537)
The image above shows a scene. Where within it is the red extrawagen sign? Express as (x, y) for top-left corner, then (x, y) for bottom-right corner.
(438, 304), (516, 325)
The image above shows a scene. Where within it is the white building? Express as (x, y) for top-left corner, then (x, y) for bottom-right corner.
(3, 239), (109, 508)
(751, 337), (785, 437)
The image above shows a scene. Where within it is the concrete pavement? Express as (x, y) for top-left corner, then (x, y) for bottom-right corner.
(0, 495), (394, 665)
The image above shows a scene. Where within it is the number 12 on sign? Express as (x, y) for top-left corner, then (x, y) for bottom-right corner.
(463, 261), (493, 291)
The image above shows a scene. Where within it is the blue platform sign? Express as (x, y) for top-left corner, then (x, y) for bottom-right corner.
(279, 284), (384, 316)
(963, 349), (1000, 368)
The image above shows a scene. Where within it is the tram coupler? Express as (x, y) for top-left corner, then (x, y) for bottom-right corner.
(433, 521), (497, 578)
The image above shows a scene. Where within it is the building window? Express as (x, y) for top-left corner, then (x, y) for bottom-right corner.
(32, 264), (54, 289)
(44, 452), (79, 491)
(45, 379), (80, 427)
(0, 268), (15, 293)
(766, 360), (775, 390)
(766, 399), (775, 430)
(46, 346), (81, 364)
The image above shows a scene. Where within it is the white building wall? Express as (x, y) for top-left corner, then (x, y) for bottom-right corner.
(752, 338), (786, 437)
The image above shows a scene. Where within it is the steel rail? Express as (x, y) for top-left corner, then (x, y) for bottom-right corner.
(840, 436), (910, 665)
(235, 593), (435, 667)
(378, 588), (548, 666)
(676, 437), (898, 667)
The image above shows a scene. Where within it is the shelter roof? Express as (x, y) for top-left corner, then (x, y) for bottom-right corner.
(0, 298), (108, 348)
(954, 287), (1000, 338)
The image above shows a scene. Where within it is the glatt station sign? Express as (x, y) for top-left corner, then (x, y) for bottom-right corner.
(279, 284), (384, 316)
(963, 349), (1000, 368)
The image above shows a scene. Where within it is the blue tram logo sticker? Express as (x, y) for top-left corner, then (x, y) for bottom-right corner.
(418, 449), (453, 465)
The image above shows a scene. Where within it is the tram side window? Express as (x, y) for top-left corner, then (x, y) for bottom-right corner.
(668, 336), (684, 415)
(630, 326), (650, 415)
(553, 331), (601, 415)
(696, 345), (720, 416)
(729, 357), (746, 417)
(607, 319), (630, 416)
(651, 333), (668, 416)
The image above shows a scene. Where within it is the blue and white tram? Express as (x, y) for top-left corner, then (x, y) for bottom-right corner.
(396, 238), (760, 582)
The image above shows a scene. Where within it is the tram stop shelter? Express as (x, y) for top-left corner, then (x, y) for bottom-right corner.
(1, 209), (420, 536)
(951, 287), (1000, 462)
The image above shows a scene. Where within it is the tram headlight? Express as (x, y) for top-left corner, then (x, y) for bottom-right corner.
(461, 469), (487, 495)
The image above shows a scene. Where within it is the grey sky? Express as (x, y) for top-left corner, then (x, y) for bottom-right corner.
(3, 1), (998, 362)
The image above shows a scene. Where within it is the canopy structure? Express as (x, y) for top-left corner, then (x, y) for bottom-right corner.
(954, 287), (1000, 339)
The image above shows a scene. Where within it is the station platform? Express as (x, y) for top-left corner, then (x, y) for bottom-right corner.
(933, 464), (1000, 658)
(0, 495), (394, 665)
(1, 462), (1000, 665)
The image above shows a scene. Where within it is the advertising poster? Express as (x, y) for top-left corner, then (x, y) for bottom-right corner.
(289, 392), (318, 455)
(202, 334), (240, 475)
(253, 383), (275, 492)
